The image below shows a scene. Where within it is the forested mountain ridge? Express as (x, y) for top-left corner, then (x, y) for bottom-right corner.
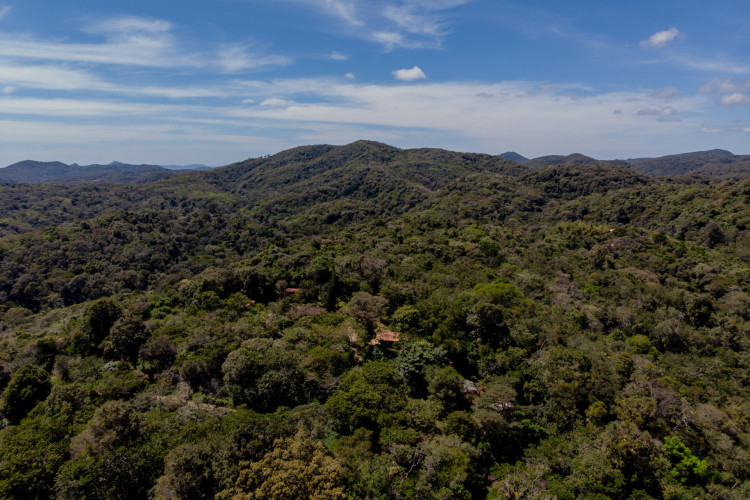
(0, 160), (176, 184)
(0, 160), (214, 184)
(622, 151), (750, 179)
(5, 141), (748, 187)
(513, 149), (750, 180)
(1, 141), (750, 499)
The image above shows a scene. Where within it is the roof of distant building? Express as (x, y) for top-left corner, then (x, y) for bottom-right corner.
(375, 331), (400, 342)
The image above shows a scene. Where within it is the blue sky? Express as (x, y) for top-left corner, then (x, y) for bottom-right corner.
(0, 0), (748, 166)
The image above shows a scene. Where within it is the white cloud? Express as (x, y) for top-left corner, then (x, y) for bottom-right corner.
(698, 80), (716, 94)
(383, 5), (441, 36)
(636, 107), (668, 116)
(650, 86), (682, 101)
(81, 16), (173, 38)
(700, 78), (750, 94)
(326, 0), (362, 26)
(219, 78), (710, 157)
(0, 16), (287, 71)
(384, 0), (472, 36)
(392, 66), (426, 81)
(217, 44), (290, 73)
(719, 93), (750, 106)
(700, 122), (750, 133)
(345, 72), (355, 79)
(260, 98), (295, 107)
(673, 55), (749, 74)
(0, 5), (11, 20)
(371, 31), (410, 50)
(0, 62), (110, 91)
(0, 96), (200, 117)
(330, 51), (348, 60)
(640, 28), (680, 48)
(0, 61), (227, 98)
(0, 16), (190, 67)
(0, 77), (723, 164)
(0, 119), (272, 150)
(636, 106), (680, 121)
(290, 0), (362, 26)
(274, 0), (471, 50)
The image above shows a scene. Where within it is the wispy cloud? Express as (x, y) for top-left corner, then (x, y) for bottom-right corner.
(0, 61), (109, 91)
(640, 28), (680, 48)
(324, 0), (363, 26)
(0, 77), (719, 164)
(371, 31), (409, 50)
(719, 93), (750, 106)
(217, 44), (290, 73)
(0, 15), (191, 67)
(0, 15), (287, 72)
(80, 15), (173, 38)
(672, 55), (750, 74)
(650, 86), (682, 101)
(273, 0), (472, 50)
(0, 61), (228, 98)
(0, 5), (11, 20)
(700, 78), (750, 94)
(289, 0), (362, 26)
(392, 66), (426, 81)
(698, 79), (750, 106)
(220, 78), (707, 156)
(700, 121), (750, 133)
(636, 106), (680, 121)
(0, 97), (183, 117)
(329, 51), (349, 61)
(383, 5), (442, 36)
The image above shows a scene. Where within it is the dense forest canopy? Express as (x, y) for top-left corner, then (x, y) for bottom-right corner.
(1, 140), (749, 499)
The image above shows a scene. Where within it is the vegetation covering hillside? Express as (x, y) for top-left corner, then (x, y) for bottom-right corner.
(1, 140), (749, 499)
(0, 161), (209, 184)
(515, 149), (750, 180)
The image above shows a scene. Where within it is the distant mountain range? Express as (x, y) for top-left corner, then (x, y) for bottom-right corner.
(501, 148), (750, 180)
(161, 164), (216, 171)
(2, 147), (749, 185)
(0, 161), (215, 184)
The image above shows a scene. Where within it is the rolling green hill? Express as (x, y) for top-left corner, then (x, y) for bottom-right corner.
(1, 141), (749, 499)
(518, 149), (750, 180)
(0, 160), (176, 184)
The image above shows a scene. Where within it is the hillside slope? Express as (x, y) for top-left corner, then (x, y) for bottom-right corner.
(0, 160), (175, 184)
(0, 141), (749, 499)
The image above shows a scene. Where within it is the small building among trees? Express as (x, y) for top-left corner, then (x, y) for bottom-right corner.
(369, 330), (400, 347)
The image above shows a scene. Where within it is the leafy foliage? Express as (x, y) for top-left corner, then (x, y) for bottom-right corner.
(1, 141), (750, 498)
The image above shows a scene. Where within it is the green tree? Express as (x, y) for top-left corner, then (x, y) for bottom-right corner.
(139, 334), (177, 377)
(426, 365), (465, 412)
(343, 292), (387, 336)
(662, 436), (711, 485)
(216, 430), (345, 500)
(102, 314), (149, 362)
(0, 365), (51, 424)
(152, 443), (217, 500)
(222, 347), (265, 405)
(394, 340), (446, 395)
(69, 400), (141, 459)
(82, 298), (121, 349)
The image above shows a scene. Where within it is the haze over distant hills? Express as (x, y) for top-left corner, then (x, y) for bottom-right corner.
(502, 148), (750, 180)
(0, 161), (215, 184)
(1, 145), (749, 185)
